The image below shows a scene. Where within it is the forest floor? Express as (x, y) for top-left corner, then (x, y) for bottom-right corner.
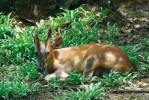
(21, 0), (149, 99)
(105, 0), (149, 99)
(107, 78), (149, 100)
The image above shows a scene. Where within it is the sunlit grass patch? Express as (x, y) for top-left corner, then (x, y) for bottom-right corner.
(0, 27), (35, 65)
(60, 84), (106, 100)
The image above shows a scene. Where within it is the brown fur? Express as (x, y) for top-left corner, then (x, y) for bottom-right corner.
(33, 29), (132, 81)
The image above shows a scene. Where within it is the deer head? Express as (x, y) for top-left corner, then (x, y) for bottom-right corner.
(33, 28), (62, 73)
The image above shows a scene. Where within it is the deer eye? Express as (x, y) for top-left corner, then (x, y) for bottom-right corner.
(46, 52), (50, 56)
(35, 51), (38, 56)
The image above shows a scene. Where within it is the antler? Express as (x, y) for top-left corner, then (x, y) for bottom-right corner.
(45, 28), (52, 48)
(33, 28), (40, 50)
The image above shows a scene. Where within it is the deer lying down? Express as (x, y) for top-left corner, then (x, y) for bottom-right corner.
(33, 29), (132, 81)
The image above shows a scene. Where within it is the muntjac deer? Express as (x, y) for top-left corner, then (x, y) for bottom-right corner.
(33, 29), (132, 81)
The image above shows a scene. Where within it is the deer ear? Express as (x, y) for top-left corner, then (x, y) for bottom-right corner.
(52, 37), (62, 48)
(33, 28), (40, 50)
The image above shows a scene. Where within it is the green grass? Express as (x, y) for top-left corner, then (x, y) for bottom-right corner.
(0, 62), (40, 99)
(48, 71), (88, 91)
(61, 84), (106, 100)
(0, 15), (40, 98)
(54, 71), (138, 100)
(0, 77), (40, 99)
(0, 13), (14, 39)
(0, 26), (35, 65)
(0, 2), (149, 99)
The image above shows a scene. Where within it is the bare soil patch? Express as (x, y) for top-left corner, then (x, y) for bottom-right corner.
(107, 78), (149, 100)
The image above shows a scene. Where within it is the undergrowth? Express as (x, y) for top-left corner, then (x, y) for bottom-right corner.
(0, 2), (148, 100)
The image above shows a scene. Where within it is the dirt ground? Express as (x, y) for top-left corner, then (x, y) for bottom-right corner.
(21, 0), (149, 100)
(107, 78), (149, 100)
(108, 93), (149, 100)
(118, 0), (149, 46)
(105, 0), (149, 99)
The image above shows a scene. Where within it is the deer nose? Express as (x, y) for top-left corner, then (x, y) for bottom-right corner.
(38, 67), (45, 73)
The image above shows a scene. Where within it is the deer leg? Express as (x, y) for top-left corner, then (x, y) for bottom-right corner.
(45, 73), (57, 81)
(83, 57), (95, 80)
(59, 70), (69, 81)
(83, 56), (104, 81)
(45, 69), (69, 81)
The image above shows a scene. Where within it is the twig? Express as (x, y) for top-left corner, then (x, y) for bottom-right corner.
(111, 89), (149, 93)
(28, 78), (44, 85)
